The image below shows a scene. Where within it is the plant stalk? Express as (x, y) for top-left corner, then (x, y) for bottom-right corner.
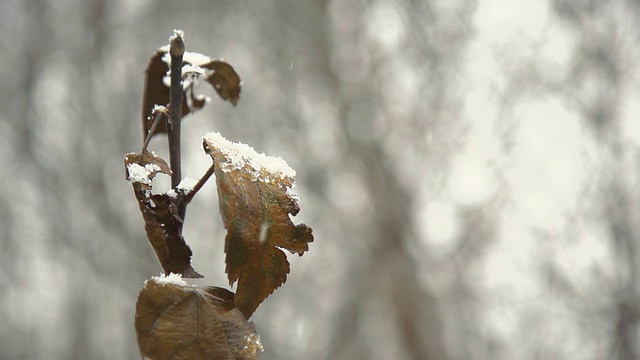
(168, 32), (184, 190)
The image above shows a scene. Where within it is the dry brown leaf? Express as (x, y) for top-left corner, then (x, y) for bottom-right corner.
(135, 276), (262, 360)
(203, 133), (313, 318)
(202, 60), (242, 106)
(141, 50), (194, 139)
(125, 151), (202, 278)
(142, 51), (241, 140)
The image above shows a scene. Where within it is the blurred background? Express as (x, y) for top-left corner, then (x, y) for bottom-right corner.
(2, 0), (640, 359)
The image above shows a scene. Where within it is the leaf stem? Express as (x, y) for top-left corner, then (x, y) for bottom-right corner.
(142, 111), (165, 152)
(183, 163), (215, 204)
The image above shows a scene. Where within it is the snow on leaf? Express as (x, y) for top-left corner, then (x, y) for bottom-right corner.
(203, 131), (296, 180)
(177, 177), (199, 193)
(159, 46), (213, 67)
(167, 177), (200, 198)
(203, 133), (314, 318)
(151, 272), (189, 287)
(125, 151), (171, 185)
(126, 163), (160, 185)
(125, 151), (202, 278)
(142, 48), (242, 140)
(141, 50), (190, 139)
(182, 63), (206, 76)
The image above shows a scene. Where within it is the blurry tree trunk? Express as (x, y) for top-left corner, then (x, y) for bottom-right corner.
(314, 1), (453, 358)
(552, 1), (640, 358)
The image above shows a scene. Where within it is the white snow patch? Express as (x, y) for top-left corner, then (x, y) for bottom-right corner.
(127, 163), (160, 185)
(182, 64), (205, 76)
(152, 104), (167, 113)
(160, 49), (212, 87)
(149, 273), (188, 287)
(183, 51), (212, 66)
(160, 48), (212, 67)
(178, 177), (198, 192)
(167, 176), (199, 198)
(203, 131), (296, 181)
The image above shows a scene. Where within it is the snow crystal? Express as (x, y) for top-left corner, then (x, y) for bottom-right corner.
(126, 163), (160, 185)
(203, 131), (296, 181)
(149, 273), (188, 287)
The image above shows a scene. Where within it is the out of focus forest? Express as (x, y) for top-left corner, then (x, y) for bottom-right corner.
(2, 0), (640, 359)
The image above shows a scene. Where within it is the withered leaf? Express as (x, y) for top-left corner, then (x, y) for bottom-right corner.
(203, 133), (314, 319)
(142, 50), (241, 140)
(125, 151), (202, 278)
(142, 51), (187, 139)
(202, 60), (242, 106)
(135, 277), (263, 360)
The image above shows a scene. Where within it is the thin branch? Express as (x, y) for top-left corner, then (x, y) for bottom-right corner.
(142, 110), (165, 152)
(168, 31), (185, 190)
(183, 163), (215, 204)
